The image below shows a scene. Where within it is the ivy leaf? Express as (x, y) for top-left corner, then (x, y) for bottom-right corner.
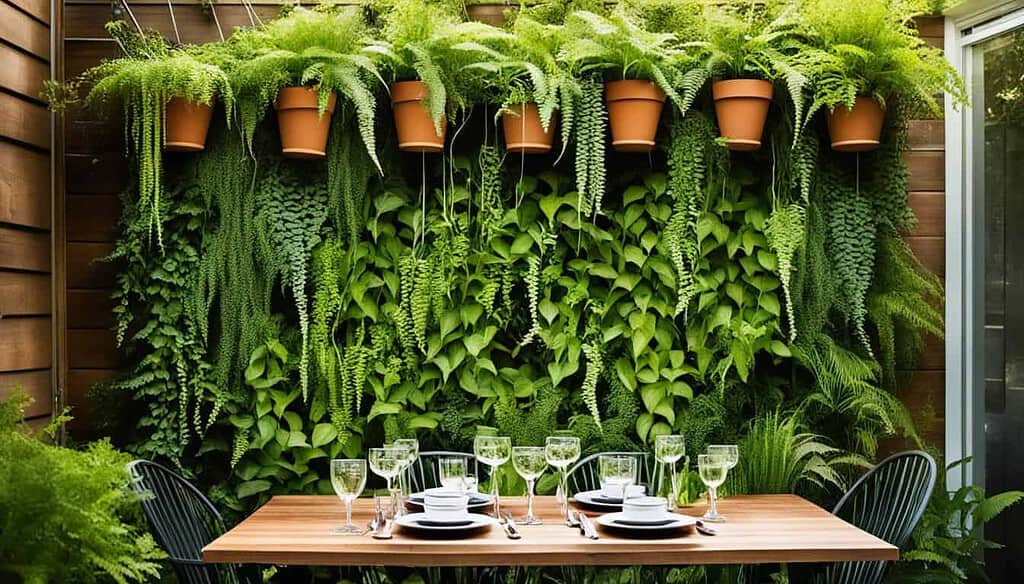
(464, 326), (497, 357)
(615, 357), (637, 391)
(640, 383), (666, 413)
(511, 233), (534, 255)
(622, 185), (648, 206)
(407, 415), (440, 430)
(636, 413), (654, 443)
(287, 431), (309, 448)
(229, 414), (254, 430)
(236, 480), (272, 499)
(769, 340), (792, 357)
(548, 359), (579, 387)
(759, 294), (781, 317)
(623, 245), (646, 268)
(312, 423), (338, 448)
(589, 263), (617, 279)
(368, 401), (402, 421)
(628, 312), (656, 359)
(539, 299), (559, 325)
(613, 272), (641, 292)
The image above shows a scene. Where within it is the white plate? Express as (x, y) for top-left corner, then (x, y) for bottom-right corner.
(407, 492), (493, 509)
(595, 512), (697, 532)
(572, 490), (632, 510)
(395, 512), (498, 533)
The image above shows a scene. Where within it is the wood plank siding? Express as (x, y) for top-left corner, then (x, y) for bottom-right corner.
(2, 0), (54, 424)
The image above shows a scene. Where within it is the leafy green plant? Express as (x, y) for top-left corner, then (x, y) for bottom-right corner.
(83, 21), (233, 247)
(0, 392), (163, 584)
(799, 0), (969, 121)
(889, 458), (1024, 583)
(229, 6), (385, 168)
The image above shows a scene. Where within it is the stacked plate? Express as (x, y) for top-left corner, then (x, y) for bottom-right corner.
(593, 496), (697, 533)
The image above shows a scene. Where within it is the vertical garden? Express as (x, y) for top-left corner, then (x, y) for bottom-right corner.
(9, 0), (1021, 582)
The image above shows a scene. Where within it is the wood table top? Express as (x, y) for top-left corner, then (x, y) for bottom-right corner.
(202, 494), (898, 567)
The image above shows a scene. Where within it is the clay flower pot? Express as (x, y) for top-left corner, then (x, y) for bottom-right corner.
(274, 86), (337, 159)
(466, 3), (514, 26)
(712, 79), (774, 151)
(391, 80), (446, 153)
(605, 80), (667, 152)
(503, 103), (555, 154)
(828, 97), (885, 152)
(164, 96), (214, 152)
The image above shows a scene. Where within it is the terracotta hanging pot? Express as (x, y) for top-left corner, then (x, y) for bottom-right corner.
(466, 3), (513, 27)
(503, 103), (555, 154)
(391, 80), (446, 153)
(274, 86), (337, 159)
(605, 80), (666, 152)
(712, 79), (774, 151)
(164, 96), (214, 152)
(828, 97), (885, 152)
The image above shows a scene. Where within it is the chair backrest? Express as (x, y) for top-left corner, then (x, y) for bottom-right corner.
(127, 460), (251, 584)
(408, 451), (480, 493)
(565, 452), (655, 496)
(825, 450), (937, 584)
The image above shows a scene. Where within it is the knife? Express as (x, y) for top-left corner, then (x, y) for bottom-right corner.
(579, 512), (599, 540)
(503, 513), (522, 539)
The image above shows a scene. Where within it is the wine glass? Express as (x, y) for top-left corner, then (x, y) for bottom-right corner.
(545, 436), (581, 520)
(329, 459), (367, 535)
(439, 457), (469, 492)
(512, 446), (546, 525)
(474, 436), (511, 519)
(655, 435), (686, 511)
(392, 438), (419, 516)
(698, 453), (729, 523)
(707, 444), (739, 498)
(599, 454), (637, 501)
(368, 448), (404, 514)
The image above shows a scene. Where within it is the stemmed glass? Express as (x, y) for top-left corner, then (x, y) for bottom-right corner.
(392, 438), (419, 516)
(368, 448), (404, 515)
(329, 459), (367, 535)
(474, 436), (512, 520)
(707, 444), (739, 497)
(599, 454), (637, 501)
(511, 446), (546, 525)
(545, 436), (580, 520)
(655, 435), (686, 511)
(698, 454), (729, 523)
(439, 457), (468, 492)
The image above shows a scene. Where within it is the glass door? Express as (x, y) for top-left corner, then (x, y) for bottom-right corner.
(971, 21), (1024, 582)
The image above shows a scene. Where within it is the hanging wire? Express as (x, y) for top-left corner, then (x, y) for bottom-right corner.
(166, 0), (182, 45)
(208, 0), (226, 42)
(119, 0), (146, 40)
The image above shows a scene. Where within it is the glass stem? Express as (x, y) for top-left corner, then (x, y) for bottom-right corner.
(709, 486), (718, 517)
(670, 464), (678, 507)
(526, 479), (535, 521)
(560, 472), (568, 518)
(492, 465), (501, 519)
(345, 497), (353, 529)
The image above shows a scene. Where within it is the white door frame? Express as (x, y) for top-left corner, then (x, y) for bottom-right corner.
(944, 0), (1024, 491)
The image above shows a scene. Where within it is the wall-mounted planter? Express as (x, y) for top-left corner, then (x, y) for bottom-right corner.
(275, 87), (336, 159)
(503, 103), (554, 154)
(164, 96), (214, 152)
(712, 79), (773, 151)
(392, 80), (446, 153)
(466, 3), (514, 26)
(605, 80), (666, 153)
(828, 97), (884, 152)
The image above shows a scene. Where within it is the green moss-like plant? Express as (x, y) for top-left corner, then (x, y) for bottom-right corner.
(83, 22), (233, 248)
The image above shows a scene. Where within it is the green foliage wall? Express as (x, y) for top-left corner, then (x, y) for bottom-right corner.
(95, 3), (944, 524)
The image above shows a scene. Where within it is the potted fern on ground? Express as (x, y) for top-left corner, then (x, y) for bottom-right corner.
(799, 0), (968, 151)
(561, 9), (697, 152)
(231, 7), (384, 162)
(690, 0), (807, 151)
(367, 0), (465, 152)
(78, 22), (232, 244)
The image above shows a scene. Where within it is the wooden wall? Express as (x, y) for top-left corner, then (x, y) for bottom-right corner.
(60, 4), (950, 449)
(2, 0), (55, 427)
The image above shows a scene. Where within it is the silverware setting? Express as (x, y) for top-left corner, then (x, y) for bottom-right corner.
(695, 520), (717, 536)
(371, 518), (393, 539)
(502, 513), (522, 539)
(566, 510), (583, 533)
(578, 512), (599, 540)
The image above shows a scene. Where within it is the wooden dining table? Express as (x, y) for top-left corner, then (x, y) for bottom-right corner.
(202, 494), (897, 567)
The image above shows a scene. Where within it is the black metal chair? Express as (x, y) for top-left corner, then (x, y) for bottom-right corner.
(127, 460), (261, 584)
(408, 450), (481, 493)
(823, 450), (937, 584)
(564, 451), (656, 496)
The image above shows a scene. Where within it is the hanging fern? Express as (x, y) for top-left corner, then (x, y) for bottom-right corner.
(581, 342), (603, 428)
(766, 203), (806, 342)
(256, 163), (329, 399)
(327, 111), (375, 247)
(573, 76), (607, 218)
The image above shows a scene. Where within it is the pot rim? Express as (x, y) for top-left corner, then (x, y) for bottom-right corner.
(275, 86), (337, 112)
(712, 78), (773, 101)
(605, 79), (667, 103)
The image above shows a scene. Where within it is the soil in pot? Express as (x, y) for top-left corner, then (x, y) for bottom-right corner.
(712, 79), (774, 151)
(605, 80), (666, 153)
(164, 96), (214, 152)
(828, 97), (884, 152)
(503, 103), (555, 154)
(392, 81), (446, 153)
(275, 87), (337, 159)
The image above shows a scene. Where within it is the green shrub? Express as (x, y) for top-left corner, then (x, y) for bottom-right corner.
(0, 392), (163, 584)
